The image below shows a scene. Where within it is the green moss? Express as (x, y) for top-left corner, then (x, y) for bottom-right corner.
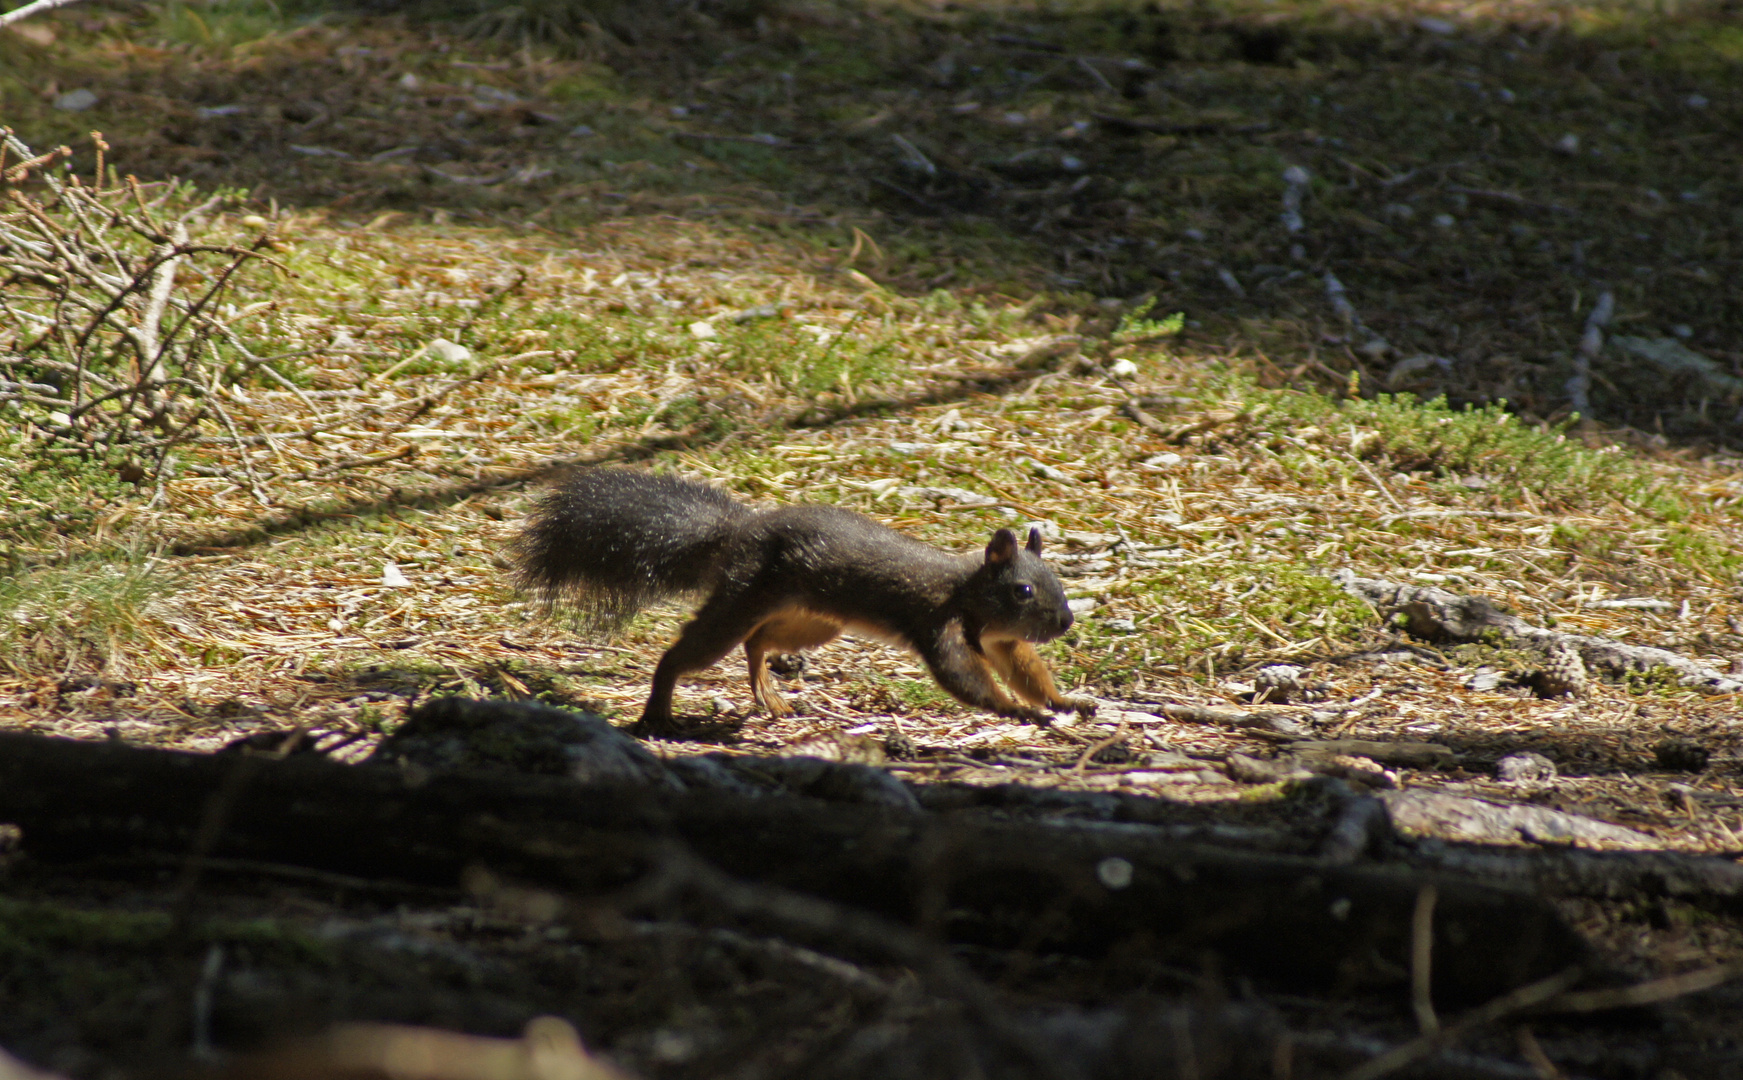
(0, 438), (134, 548)
(1622, 666), (1688, 695)
(1662, 525), (1743, 579)
(889, 676), (953, 712)
(0, 900), (172, 955)
(0, 898), (333, 965)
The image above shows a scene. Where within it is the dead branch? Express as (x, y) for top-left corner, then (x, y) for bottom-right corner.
(1332, 571), (1743, 694)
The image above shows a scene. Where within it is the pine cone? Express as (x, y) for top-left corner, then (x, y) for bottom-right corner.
(1253, 664), (1305, 705)
(1532, 643), (1588, 699)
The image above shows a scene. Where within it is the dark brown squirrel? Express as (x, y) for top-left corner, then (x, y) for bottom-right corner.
(512, 467), (1094, 732)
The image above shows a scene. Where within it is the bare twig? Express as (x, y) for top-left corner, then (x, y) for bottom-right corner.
(1545, 961), (1743, 1013)
(1411, 884), (1440, 1036)
(0, 0), (86, 29)
(1339, 967), (1586, 1080)
(1566, 291), (1613, 419)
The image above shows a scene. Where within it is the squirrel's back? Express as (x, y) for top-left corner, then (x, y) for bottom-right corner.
(512, 469), (752, 627)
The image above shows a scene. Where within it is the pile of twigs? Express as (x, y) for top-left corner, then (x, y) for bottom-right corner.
(0, 127), (283, 496)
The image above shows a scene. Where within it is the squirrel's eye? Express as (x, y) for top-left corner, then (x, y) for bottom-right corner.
(1011, 583), (1034, 600)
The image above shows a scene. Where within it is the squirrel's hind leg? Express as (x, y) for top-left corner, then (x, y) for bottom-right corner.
(743, 609), (844, 717)
(639, 594), (785, 733)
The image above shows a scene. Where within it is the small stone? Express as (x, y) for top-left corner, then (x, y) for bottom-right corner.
(240, 214), (271, 230)
(1102, 617), (1137, 632)
(380, 561), (410, 588)
(1554, 133), (1581, 155)
(1022, 458), (1071, 482)
(1464, 667), (1504, 692)
(1531, 643), (1587, 699)
(53, 88), (99, 112)
(427, 338), (471, 365)
(1496, 751), (1557, 783)
(688, 321), (717, 339)
(1096, 856), (1134, 889)
(1107, 358), (1139, 378)
(1654, 739), (1710, 773)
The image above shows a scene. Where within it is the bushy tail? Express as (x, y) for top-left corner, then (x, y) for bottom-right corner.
(511, 468), (751, 629)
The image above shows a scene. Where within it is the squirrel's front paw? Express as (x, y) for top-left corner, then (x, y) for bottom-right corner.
(1003, 706), (1053, 726)
(1067, 695), (1099, 716)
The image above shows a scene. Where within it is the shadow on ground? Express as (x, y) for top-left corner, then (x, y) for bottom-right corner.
(4, 0), (1740, 442)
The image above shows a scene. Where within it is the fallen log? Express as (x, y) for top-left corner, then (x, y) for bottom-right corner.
(0, 729), (1592, 1004)
(1332, 571), (1743, 694)
(1380, 790), (1663, 850)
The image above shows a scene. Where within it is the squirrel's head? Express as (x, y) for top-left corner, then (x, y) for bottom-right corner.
(965, 526), (1075, 644)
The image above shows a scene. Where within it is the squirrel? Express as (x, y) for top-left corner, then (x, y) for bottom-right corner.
(512, 467), (1094, 732)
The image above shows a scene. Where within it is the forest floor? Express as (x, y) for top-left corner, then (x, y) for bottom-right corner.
(3, 0), (1743, 1077)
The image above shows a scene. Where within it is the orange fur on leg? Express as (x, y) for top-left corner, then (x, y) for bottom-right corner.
(985, 639), (1094, 714)
(742, 609), (844, 716)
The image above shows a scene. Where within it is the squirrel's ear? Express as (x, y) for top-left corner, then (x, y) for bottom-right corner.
(1025, 526), (1044, 555)
(985, 528), (1019, 565)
